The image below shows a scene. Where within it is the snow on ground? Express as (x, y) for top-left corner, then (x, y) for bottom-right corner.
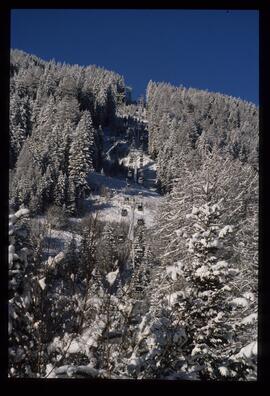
(87, 150), (163, 229)
(105, 140), (128, 160)
(88, 173), (162, 228)
(233, 341), (257, 360)
(38, 141), (162, 260)
(43, 228), (82, 259)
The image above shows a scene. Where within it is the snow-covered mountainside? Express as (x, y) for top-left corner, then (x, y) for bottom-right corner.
(9, 50), (258, 380)
(34, 149), (162, 259)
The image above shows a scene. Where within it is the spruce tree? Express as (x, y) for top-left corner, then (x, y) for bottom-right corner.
(68, 111), (95, 210)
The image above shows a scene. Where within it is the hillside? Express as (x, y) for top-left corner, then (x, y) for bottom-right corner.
(9, 50), (258, 380)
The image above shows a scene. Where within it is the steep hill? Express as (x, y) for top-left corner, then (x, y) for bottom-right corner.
(9, 50), (258, 380)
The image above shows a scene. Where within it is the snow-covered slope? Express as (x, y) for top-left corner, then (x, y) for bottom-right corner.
(87, 154), (162, 229)
(42, 146), (162, 258)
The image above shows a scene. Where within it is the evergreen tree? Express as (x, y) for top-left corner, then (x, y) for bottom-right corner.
(98, 223), (118, 273)
(153, 152), (258, 380)
(54, 171), (68, 207)
(68, 111), (95, 212)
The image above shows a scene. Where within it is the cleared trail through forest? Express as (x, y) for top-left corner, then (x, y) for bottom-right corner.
(89, 117), (163, 232)
(87, 148), (162, 230)
(42, 120), (163, 258)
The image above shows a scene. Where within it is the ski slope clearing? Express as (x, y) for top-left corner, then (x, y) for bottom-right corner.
(88, 170), (162, 228)
(86, 148), (162, 228)
(41, 150), (162, 258)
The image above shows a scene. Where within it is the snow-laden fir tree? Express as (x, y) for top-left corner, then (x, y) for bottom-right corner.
(68, 110), (95, 212)
(153, 150), (258, 380)
(9, 91), (31, 168)
(9, 207), (50, 377)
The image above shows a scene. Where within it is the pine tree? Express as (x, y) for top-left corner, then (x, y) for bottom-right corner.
(98, 223), (118, 273)
(180, 194), (238, 379)
(9, 207), (50, 377)
(54, 171), (68, 207)
(68, 111), (95, 209)
(153, 152), (258, 380)
(66, 178), (76, 216)
(9, 92), (31, 167)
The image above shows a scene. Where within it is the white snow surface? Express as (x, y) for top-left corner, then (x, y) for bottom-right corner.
(166, 291), (182, 306)
(212, 260), (228, 271)
(44, 229), (82, 258)
(14, 208), (30, 219)
(106, 269), (119, 285)
(166, 261), (183, 280)
(218, 366), (229, 376)
(243, 292), (256, 302)
(234, 341), (257, 360)
(195, 265), (210, 279)
(87, 152), (162, 229)
(240, 312), (257, 325)
(38, 277), (46, 290)
(230, 297), (249, 308)
(219, 225), (233, 238)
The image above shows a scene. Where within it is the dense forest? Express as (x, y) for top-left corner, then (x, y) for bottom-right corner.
(9, 49), (258, 380)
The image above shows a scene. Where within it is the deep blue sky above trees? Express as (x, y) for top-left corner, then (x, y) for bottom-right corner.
(11, 9), (258, 105)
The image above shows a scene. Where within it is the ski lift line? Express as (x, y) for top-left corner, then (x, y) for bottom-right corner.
(127, 198), (136, 241)
(105, 138), (126, 157)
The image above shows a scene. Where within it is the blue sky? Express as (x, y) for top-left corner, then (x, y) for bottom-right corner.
(11, 9), (259, 105)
